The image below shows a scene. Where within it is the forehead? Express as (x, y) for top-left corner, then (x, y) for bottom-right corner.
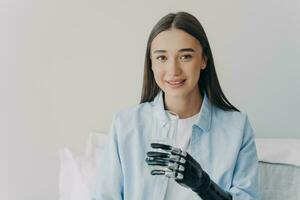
(151, 28), (202, 53)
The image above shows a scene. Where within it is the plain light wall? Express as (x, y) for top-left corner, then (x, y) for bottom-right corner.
(1, 0), (299, 199)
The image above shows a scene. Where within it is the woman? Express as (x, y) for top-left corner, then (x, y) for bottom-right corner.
(93, 11), (259, 200)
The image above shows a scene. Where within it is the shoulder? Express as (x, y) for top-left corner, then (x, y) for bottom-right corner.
(107, 102), (154, 150)
(210, 106), (256, 157)
(114, 102), (152, 122)
(212, 105), (250, 129)
(211, 105), (254, 142)
(110, 101), (153, 132)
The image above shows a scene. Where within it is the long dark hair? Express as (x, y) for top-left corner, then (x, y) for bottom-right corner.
(140, 11), (239, 112)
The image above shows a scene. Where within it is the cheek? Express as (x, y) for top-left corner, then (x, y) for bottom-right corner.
(195, 70), (201, 81)
(186, 67), (201, 83)
(152, 67), (164, 79)
(152, 68), (165, 86)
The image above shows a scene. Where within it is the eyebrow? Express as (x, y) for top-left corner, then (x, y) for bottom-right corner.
(152, 48), (195, 54)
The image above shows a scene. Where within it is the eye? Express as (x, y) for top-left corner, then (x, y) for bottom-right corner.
(156, 55), (167, 62)
(180, 54), (192, 61)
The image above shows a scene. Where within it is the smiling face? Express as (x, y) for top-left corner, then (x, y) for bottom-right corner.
(150, 28), (207, 100)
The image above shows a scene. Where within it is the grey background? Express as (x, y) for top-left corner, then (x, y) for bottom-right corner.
(1, 0), (299, 199)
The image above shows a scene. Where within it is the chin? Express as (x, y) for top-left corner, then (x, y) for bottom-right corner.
(163, 83), (199, 99)
(163, 88), (191, 99)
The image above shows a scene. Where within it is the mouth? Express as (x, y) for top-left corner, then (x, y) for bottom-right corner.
(165, 79), (186, 88)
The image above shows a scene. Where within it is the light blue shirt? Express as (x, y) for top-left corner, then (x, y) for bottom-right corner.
(93, 91), (260, 200)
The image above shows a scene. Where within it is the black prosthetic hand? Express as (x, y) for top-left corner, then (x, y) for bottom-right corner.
(145, 143), (232, 200)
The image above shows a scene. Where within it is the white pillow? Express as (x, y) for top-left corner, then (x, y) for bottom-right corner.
(58, 132), (108, 200)
(255, 138), (300, 167)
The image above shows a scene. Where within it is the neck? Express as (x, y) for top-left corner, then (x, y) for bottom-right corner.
(164, 90), (203, 119)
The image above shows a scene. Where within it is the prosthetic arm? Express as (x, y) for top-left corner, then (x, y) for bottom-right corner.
(145, 143), (232, 200)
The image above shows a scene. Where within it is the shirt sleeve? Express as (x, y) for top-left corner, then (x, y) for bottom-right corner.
(229, 114), (260, 200)
(92, 113), (124, 200)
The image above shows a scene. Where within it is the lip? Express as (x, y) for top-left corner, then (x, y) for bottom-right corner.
(165, 79), (186, 88)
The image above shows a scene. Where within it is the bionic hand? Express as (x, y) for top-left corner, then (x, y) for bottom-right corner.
(145, 143), (232, 200)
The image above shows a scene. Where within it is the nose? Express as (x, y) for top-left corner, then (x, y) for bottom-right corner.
(166, 58), (182, 76)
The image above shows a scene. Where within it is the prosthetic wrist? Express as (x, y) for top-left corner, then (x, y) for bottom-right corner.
(145, 143), (232, 200)
(192, 171), (232, 200)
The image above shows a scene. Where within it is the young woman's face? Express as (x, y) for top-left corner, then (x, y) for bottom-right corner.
(150, 28), (207, 99)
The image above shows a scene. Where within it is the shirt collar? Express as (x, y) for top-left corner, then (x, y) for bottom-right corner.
(151, 91), (212, 132)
